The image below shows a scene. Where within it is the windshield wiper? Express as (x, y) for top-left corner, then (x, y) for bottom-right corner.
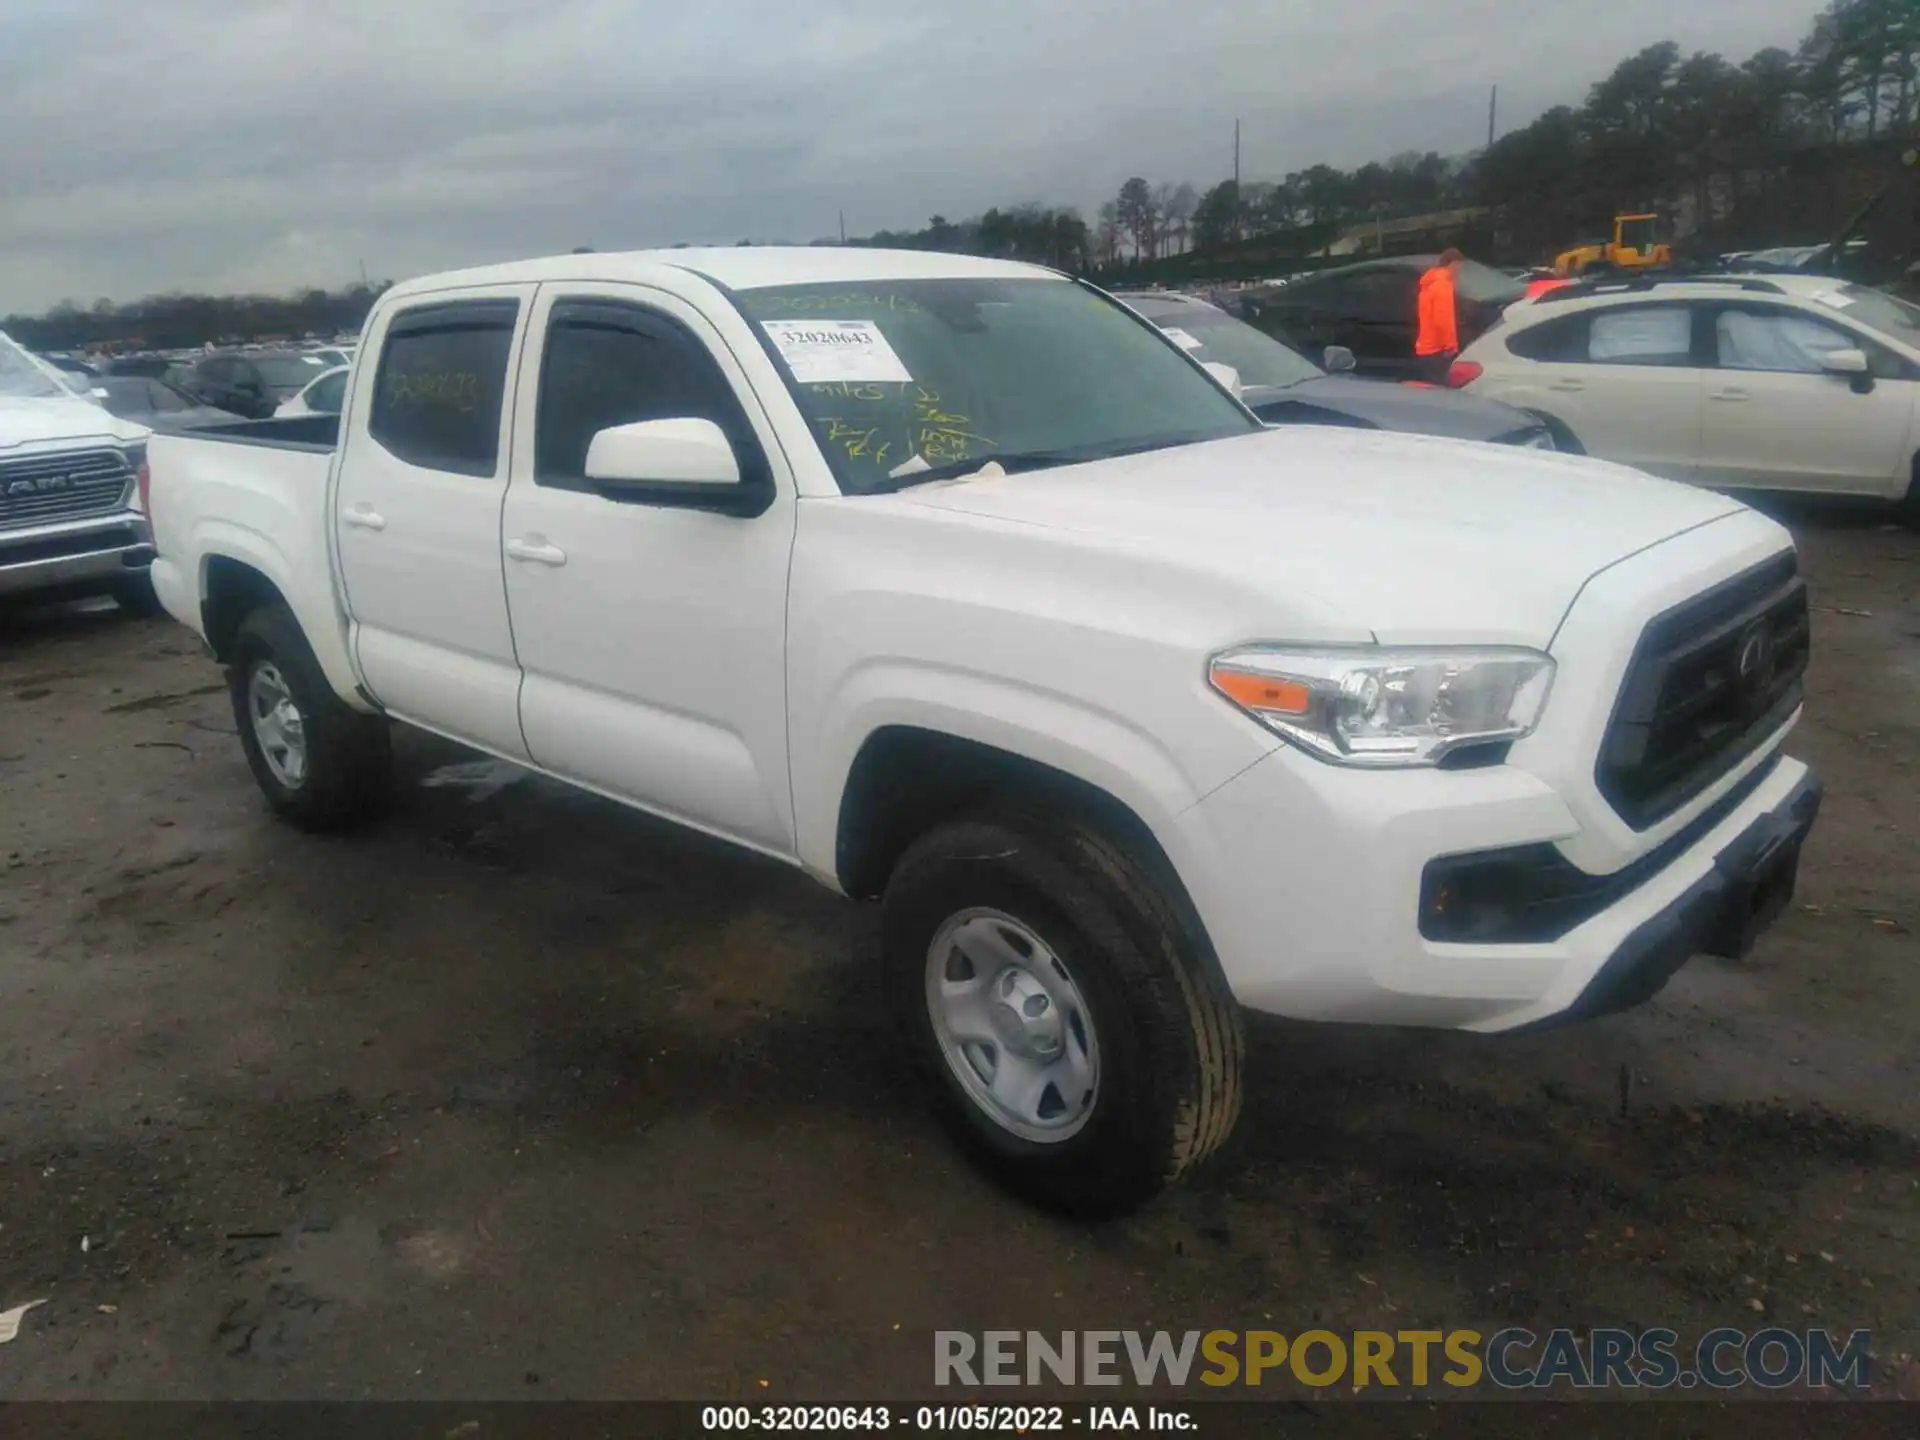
(863, 436), (1196, 494)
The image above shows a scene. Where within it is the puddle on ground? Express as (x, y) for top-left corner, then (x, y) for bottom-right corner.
(419, 759), (529, 804)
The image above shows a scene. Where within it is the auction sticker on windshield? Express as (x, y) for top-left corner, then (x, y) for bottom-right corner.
(1161, 327), (1204, 351)
(760, 319), (913, 384)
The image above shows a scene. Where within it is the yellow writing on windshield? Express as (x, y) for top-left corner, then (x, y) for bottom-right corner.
(384, 370), (480, 414)
(811, 383), (994, 471)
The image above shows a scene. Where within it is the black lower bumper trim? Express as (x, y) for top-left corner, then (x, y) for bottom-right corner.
(1528, 767), (1822, 1028)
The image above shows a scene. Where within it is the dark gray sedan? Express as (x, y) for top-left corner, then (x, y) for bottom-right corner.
(1116, 291), (1553, 448)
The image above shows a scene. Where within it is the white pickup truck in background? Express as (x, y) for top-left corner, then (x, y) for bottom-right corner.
(1, 330), (160, 612)
(144, 248), (1821, 1214)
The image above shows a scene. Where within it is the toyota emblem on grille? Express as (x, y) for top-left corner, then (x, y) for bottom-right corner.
(1736, 623), (1776, 697)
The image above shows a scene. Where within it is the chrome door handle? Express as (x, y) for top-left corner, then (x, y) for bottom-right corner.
(1547, 379), (1585, 392)
(343, 506), (386, 531)
(506, 537), (567, 567)
(1710, 389), (1751, 403)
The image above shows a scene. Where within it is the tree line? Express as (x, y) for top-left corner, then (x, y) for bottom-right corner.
(834, 0), (1918, 272)
(3, 285), (392, 356)
(8, 0), (1916, 350)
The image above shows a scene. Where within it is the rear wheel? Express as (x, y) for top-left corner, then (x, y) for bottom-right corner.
(1527, 411), (1585, 455)
(229, 605), (391, 831)
(882, 808), (1243, 1216)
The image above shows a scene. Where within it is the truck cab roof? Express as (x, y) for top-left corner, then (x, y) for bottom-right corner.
(381, 246), (1061, 302)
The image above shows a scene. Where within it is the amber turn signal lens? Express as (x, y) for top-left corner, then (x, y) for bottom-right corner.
(1211, 667), (1311, 715)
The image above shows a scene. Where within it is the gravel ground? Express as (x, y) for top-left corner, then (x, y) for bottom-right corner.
(0, 508), (1915, 1404)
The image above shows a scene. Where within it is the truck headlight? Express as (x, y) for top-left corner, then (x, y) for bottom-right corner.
(1208, 647), (1556, 767)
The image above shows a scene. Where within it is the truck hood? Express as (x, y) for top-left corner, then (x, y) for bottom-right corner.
(893, 426), (1747, 646)
(0, 396), (150, 453)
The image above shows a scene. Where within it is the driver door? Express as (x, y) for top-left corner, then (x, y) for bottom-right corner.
(500, 285), (800, 855)
(1697, 304), (1918, 496)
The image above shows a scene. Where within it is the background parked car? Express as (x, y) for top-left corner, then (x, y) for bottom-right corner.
(1116, 290), (1553, 447)
(275, 364), (349, 417)
(104, 354), (181, 380)
(1453, 272), (1920, 520)
(92, 375), (244, 430)
(170, 350), (338, 419)
(1235, 256), (1527, 378)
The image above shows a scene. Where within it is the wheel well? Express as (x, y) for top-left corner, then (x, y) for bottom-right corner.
(834, 727), (1185, 904)
(1526, 409), (1584, 455)
(201, 557), (289, 662)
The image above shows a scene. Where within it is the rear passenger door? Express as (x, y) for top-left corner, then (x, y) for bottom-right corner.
(1500, 303), (1705, 481)
(498, 286), (799, 854)
(334, 286), (535, 760)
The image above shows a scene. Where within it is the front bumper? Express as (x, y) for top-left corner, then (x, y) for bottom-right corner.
(1168, 737), (1817, 1033)
(1545, 767), (1820, 1025)
(0, 512), (153, 598)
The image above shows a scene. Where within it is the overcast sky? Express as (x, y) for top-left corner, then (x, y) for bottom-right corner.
(3, 0), (1821, 311)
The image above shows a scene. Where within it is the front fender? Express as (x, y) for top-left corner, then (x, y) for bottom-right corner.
(795, 657), (1266, 888)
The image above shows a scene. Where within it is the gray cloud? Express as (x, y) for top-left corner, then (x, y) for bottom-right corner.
(3, 0), (1820, 309)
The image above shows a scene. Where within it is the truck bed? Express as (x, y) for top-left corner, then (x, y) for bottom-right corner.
(145, 416), (364, 706)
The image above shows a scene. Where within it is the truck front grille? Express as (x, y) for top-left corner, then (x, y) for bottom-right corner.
(0, 449), (135, 532)
(1596, 551), (1808, 830)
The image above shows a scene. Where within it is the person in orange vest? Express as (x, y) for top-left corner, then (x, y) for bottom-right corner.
(1414, 248), (1463, 384)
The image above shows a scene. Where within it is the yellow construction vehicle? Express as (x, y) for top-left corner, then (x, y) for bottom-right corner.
(1553, 214), (1672, 277)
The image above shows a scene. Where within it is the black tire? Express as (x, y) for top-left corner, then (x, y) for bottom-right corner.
(882, 808), (1243, 1217)
(228, 604), (391, 832)
(1527, 410), (1585, 455)
(110, 570), (164, 617)
(1898, 463), (1920, 530)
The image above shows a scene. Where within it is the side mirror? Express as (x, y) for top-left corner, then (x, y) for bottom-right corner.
(1819, 347), (1869, 377)
(1322, 345), (1358, 374)
(1201, 361), (1244, 397)
(584, 417), (745, 504)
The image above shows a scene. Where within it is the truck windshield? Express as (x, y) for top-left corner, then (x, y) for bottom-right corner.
(0, 332), (77, 401)
(733, 277), (1261, 494)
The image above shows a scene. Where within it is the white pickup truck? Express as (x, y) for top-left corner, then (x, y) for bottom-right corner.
(145, 248), (1821, 1214)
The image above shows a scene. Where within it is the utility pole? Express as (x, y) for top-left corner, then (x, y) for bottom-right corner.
(1487, 85), (1498, 150)
(1233, 118), (1242, 241)
(839, 210), (846, 243)
(358, 258), (368, 289)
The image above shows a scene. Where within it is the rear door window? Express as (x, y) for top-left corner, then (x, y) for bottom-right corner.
(1507, 313), (1589, 362)
(368, 301), (518, 477)
(1585, 305), (1695, 366)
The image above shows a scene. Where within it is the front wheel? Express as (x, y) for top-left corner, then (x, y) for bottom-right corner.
(229, 605), (391, 832)
(882, 809), (1244, 1216)
(111, 570), (164, 617)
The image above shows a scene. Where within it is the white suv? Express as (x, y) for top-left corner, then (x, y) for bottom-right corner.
(1452, 274), (1920, 521)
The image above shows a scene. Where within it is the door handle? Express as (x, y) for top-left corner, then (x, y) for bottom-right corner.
(343, 505), (386, 531)
(1710, 388), (1751, 403)
(1547, 379), (1585, 392)
(506, 537), (568, 567)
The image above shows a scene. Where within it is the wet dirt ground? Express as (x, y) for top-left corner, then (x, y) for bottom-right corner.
(0, 510), (1916, 1405)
